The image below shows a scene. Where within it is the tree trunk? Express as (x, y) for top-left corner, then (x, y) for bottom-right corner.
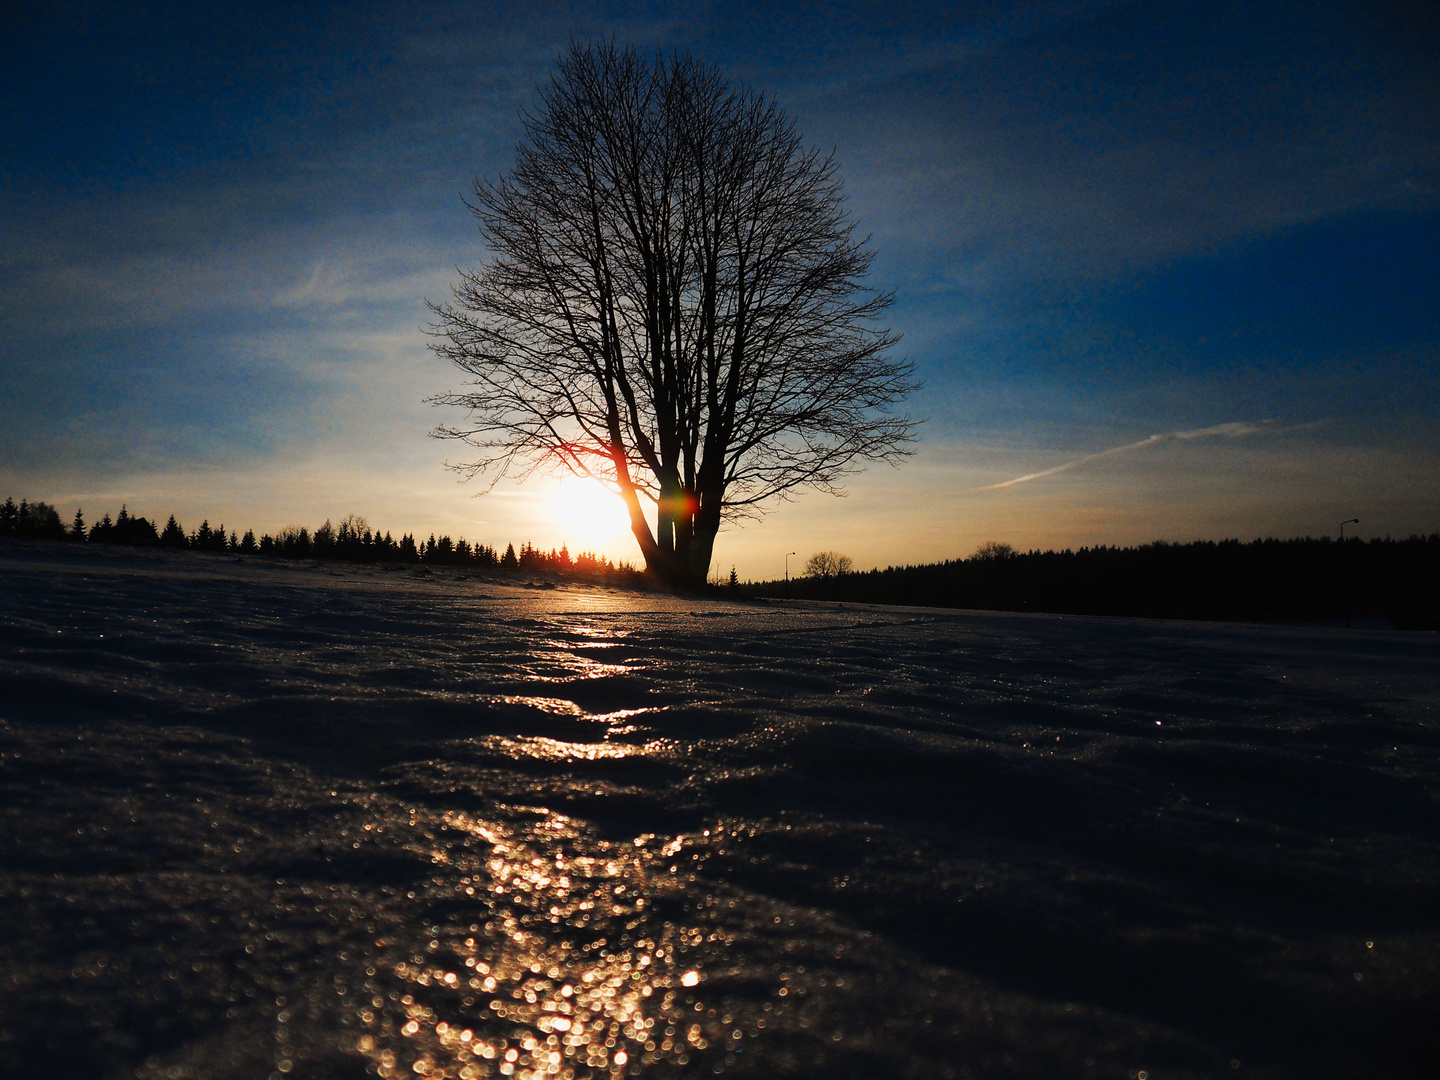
(619, 476), (717, 590)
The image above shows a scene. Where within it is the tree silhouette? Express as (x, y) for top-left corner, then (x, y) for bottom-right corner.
(8, 499), (67, 540)
(805, 551), (854, 580)
(971, 540), (1016, 561)
(430, 41), (916, 588)
(109, 508), (159, 546)
(276, 525), (312, 558)
(160, 515), (187, 548)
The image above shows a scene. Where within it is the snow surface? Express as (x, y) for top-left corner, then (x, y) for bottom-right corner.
(1, 540), (1437, 1079)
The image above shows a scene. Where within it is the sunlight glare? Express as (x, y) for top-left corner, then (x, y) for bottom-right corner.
(550, 477), (631, 547)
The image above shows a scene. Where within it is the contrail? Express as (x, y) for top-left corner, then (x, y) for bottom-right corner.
(974, 420), (1285, 492)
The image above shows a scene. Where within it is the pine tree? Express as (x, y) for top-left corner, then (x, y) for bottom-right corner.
(314, 520), (335, 557)
(518, 541), (539, 571)
(71, 508), (86, 541)
(13, 500), (66, 540)
(160, 515), (187, 548)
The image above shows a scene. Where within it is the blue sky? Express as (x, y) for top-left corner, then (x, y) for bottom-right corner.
(3, 1), (1436, 576)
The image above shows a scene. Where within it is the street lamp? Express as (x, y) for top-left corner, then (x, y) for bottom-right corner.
(1339, 518), (1359, 628)
(784, 551), (796, 598)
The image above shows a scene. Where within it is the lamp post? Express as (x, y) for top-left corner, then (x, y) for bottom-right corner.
(1339, 518), (1359, 628)
(784, 551), (796, 598)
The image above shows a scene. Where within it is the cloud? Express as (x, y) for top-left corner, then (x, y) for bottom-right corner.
(973, 420), (1300, 492)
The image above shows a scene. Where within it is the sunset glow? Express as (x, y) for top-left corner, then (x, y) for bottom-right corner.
(2, 4), (1436, 576)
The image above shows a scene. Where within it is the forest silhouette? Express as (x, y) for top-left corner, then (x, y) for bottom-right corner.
(0, 497), (637, 582)
(766, 535), (1440, 630)
(3, 494), (1436, 626)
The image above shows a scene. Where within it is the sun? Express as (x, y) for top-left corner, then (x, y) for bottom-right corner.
(549, 477), (632, 549)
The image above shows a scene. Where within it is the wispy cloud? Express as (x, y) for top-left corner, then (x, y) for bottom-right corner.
(974, 420), (1296, 492)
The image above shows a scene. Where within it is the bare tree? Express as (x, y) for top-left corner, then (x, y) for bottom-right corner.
(429, 42), (917, 587)
(970, 540), (1016, 561)
(804, 551), (854, 580)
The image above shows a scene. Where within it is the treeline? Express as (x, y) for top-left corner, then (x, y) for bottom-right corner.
(0, 497), (639, 582)
(756, 536), (1440, 629)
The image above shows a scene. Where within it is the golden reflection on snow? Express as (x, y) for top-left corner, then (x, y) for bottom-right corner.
(527, 653), (633, 682)
(539, 635), (622, 649)
(488, 696), (663, 728)
(492, 695), (590, 717)
(480, 735), (670, 762)
(521, 622), (639, 684)
(354, 806), (725, 1079)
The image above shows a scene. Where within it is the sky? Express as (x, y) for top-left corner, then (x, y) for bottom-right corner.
(3, 0), (1437, 579)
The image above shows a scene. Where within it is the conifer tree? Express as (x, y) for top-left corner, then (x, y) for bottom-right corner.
(518, 541), (540, 571)
(160, 515), (187, 548)
(277, 525), (311, 557)
(12, 500), (66, 540)
(314, 520), (335, 557)
(71, 508), (86, 541)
